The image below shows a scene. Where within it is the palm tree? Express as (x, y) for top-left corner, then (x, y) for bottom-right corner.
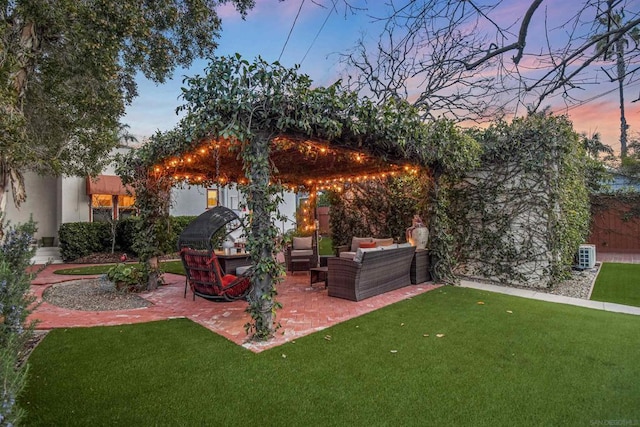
(594, 8), (640, 157)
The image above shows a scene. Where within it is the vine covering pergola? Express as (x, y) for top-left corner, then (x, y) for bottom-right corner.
(118, 55), (480, 341)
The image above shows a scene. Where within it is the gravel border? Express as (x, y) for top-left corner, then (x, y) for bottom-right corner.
(42, 277), (152, 311)
(458, 263), (600, 300)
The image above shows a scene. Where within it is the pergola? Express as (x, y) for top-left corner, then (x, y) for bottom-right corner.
(151, 134), (422, 235)
(153, 135), (420, 192)
(121, 55), (478, 340)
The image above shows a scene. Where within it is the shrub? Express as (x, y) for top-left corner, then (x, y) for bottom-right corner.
(0, 219), (37, 426)
(116, 217), (141, 256)
(58, 222), (111, 261)
(106, 263), (145, 292)
(59, 215), (197, 262)
(168, 216), (196, 251)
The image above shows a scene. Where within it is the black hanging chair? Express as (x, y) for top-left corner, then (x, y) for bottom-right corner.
(177, 206), (252, 301)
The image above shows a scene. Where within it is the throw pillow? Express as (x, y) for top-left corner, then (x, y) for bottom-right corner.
(373, 238), (394, 247)
(350, 236), (373, 252)
(359, 241), (377, 249)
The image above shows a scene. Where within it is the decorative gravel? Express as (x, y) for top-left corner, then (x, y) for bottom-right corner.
(542, 264), (599, 299)
(460, 264), (600, 300)
(42, 277), (152, 311)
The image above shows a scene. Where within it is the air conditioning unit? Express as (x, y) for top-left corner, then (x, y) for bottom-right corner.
(577, 244), (596, 269)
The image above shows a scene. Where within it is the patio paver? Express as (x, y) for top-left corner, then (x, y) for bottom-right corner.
(29, 264), (440, 353)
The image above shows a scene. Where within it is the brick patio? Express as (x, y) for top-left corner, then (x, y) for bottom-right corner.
(29, 265), (440, 353)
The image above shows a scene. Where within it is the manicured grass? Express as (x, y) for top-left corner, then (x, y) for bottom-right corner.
(21, 287), (640, 426)
(590, 262), (640, 307)
(318, 235), (334, 255)
(54, 264), (115, 275)
(54, 260), (185, 276)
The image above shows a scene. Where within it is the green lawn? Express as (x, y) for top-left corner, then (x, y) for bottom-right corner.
(319, 235), (334, 255)
(54, 260), (185, 276)
(21, 287), (640, 426)
(590, 262), (640, 307)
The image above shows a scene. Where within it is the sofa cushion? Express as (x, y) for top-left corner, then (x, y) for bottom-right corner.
(351, 236), (373, 252)
(293, 236), (313, 250)
(339, 251), (357, 260)
(373, 238), (394, 247)
(291, 249), (313, 257)
(379, 243), (398, 250)
(354, 246), (382, 263)
(359, 241), (377, 249)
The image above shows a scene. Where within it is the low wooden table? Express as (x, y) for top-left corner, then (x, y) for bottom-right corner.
(310, 266), (328, 287)
(216, 252), (251, 275)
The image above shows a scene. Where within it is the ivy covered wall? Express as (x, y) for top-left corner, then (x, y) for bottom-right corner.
(451, 113), (591, 288)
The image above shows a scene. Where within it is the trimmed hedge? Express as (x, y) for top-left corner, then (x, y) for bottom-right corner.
(58, 222), (112, 261)
(116, 217), (141, 255)
(59, 216), (197, 262)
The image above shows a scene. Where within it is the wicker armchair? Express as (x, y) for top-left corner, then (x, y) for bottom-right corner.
(284, 235), (319, 272)
(327, 245), (416, 301)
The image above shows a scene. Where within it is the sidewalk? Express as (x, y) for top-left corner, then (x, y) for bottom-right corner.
(459, 280), (640, 316)
(459, 251), (640, 316)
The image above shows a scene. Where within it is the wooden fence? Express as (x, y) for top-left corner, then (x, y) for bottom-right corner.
(588, 198), (640, 253)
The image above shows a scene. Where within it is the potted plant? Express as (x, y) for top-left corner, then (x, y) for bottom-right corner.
(106, 263), (144, 292)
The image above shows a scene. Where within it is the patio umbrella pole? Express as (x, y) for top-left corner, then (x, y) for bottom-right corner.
(312, 187), (320, 267)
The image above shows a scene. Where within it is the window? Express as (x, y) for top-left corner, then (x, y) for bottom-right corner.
(91, 194), (136, 222)
(207, 189), (218, 209)
(118, 195), (136, 219)
(229, 195), (239, 210)
(91, 194), (113, 223)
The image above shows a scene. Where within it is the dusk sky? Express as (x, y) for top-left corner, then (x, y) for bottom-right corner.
(123, 0), (640, 154)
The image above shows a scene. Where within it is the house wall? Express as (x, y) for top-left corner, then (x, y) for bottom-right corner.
(59, 176), (91, 223)
(4, 172), (59, 243)
(4, 144), (299, 245)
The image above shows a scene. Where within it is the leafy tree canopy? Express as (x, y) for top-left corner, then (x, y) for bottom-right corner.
(127, 55), (480, 179)
(0, 0), (254, 210)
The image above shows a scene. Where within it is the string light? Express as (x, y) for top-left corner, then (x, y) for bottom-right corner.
(153, 138), (421, 188)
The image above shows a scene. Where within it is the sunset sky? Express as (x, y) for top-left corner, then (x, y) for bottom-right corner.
(123, 0), (640, 154)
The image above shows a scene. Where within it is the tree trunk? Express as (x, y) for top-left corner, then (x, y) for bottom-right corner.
(0, 171), (7, 221)
(616, 37), (628, 157)
(147, 256), (159, 290)
(246, 135), (275, 339)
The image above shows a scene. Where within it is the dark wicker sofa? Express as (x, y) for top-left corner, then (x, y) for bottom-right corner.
(327, 245), (416, 301)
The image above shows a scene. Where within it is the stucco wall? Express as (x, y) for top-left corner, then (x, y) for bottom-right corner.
(4, 172), (59, 242)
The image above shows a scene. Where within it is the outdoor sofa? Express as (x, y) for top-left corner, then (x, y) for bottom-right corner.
(327, 244), (416, 301)
(335, 236), (395, 260)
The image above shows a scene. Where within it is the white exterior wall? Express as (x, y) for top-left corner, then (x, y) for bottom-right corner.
(59, 176), (91, 223)
(171, 183), (298, 236)
(4, 144), (300, 244)
(4, 172), (59, 243)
